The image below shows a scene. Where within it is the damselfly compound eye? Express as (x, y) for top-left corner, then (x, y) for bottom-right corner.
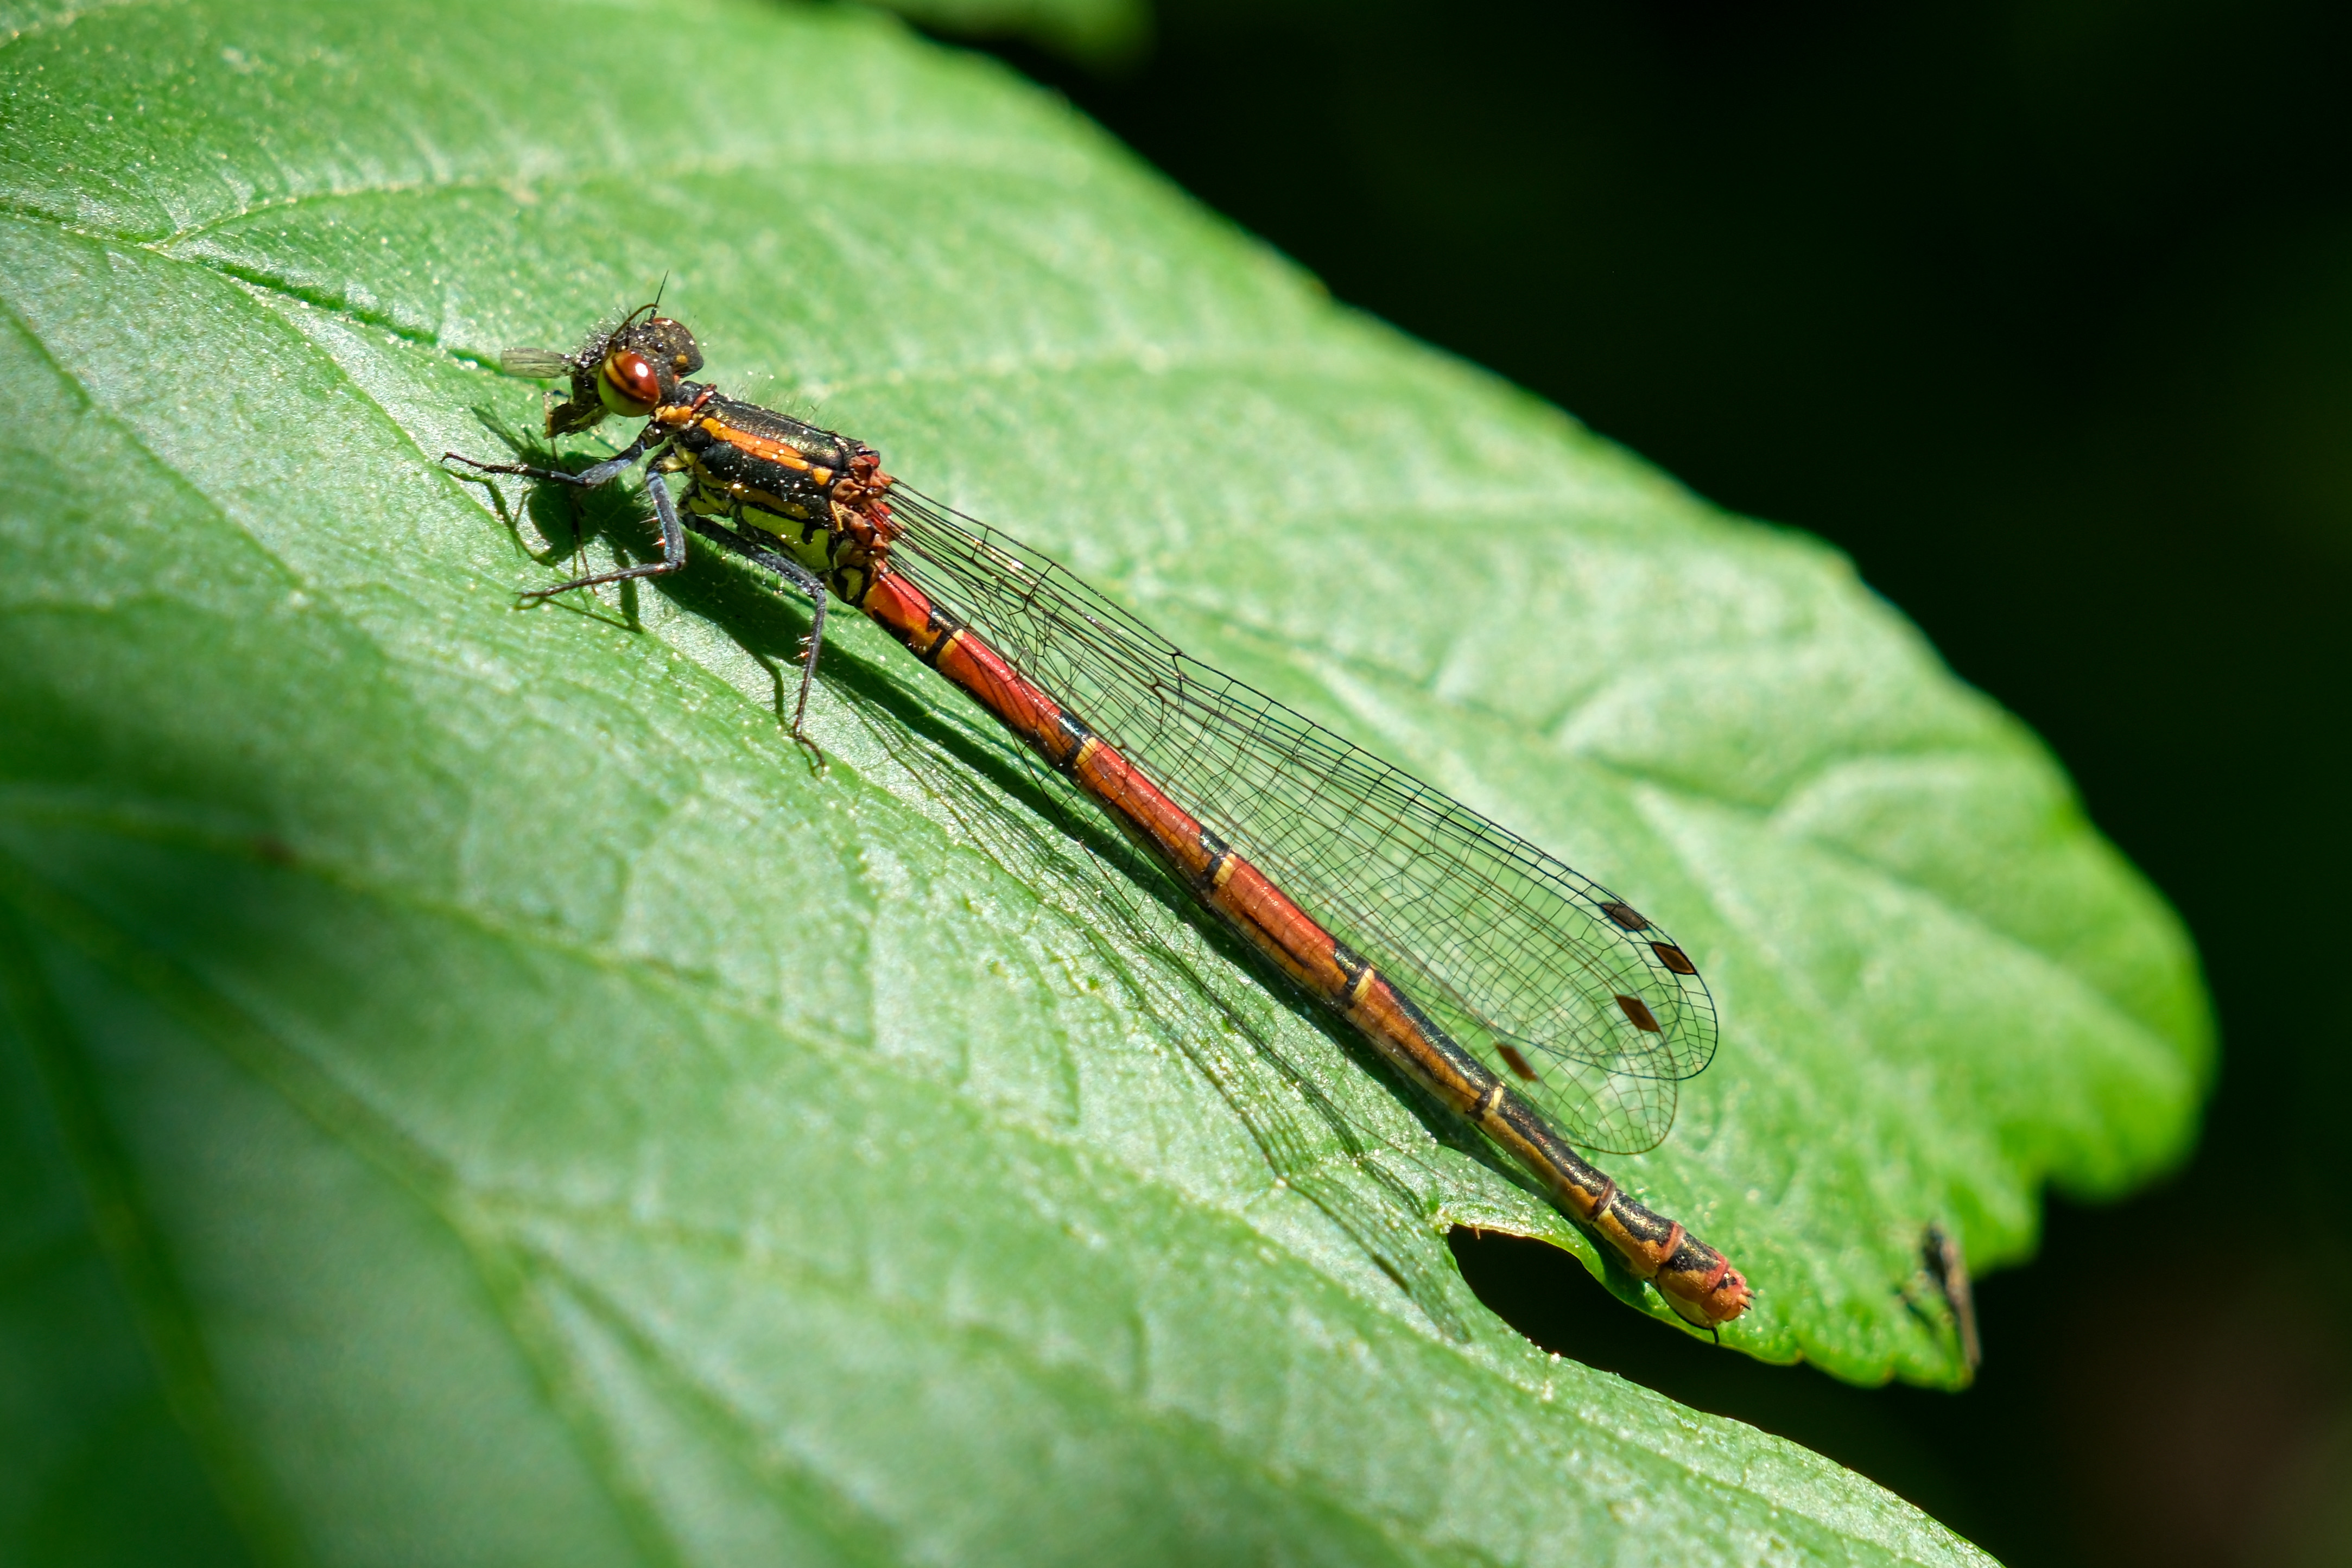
(600, 350), (662, 415)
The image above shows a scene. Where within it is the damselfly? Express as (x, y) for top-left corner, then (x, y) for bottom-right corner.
(445, 307), (1752, 1329)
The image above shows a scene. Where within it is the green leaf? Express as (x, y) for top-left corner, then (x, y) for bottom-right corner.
(0, 0), (2204, 1562)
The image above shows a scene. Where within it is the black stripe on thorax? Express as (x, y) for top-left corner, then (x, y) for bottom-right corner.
(677, 431), (787, 487)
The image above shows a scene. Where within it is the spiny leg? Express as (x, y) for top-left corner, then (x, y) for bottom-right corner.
(448, 439), (831, 760)
(682, 517), (832, 764)
(443, 424), (657, 491)
(523, 461), (687, 599)
(454, 440), (689, 599)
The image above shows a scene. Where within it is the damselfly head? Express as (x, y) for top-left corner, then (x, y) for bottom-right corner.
(508, 305), (708, 437)
(594, 307), (704, 416)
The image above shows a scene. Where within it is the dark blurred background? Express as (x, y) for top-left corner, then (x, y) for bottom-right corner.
(960, 3), (2352, 1563)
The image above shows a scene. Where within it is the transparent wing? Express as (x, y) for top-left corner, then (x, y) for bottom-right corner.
(884, 488), (1718, 1156)
(499, 346), (575, 379)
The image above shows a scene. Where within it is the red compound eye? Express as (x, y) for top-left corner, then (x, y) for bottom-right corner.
(599, 350), (661, 415)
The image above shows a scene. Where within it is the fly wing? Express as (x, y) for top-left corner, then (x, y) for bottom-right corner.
(499, 347), (575, 379)
(885, 491), (1716, 1156)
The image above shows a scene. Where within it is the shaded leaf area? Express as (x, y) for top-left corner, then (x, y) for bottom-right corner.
(867, 0), (1149, 64)
(0, 0), (2204, 1561)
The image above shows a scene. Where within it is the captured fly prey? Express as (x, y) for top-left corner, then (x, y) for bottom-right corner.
(446, 306), (1752, 1329)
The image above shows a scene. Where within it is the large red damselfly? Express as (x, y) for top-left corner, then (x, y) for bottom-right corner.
(445, 307), (1752, 1329)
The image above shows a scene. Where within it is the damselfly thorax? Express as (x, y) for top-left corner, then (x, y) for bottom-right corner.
(648, 389), (896, 608)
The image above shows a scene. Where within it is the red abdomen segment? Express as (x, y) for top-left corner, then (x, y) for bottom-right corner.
(859, 570), (1749, 1327)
